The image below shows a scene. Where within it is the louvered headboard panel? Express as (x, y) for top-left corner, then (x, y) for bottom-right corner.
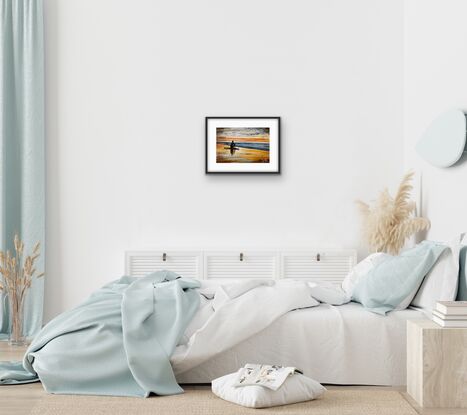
(204, 251), (278, 280)
(281, 250), (357, 284)
(125, 251), (202, 278)
(125, 249), (357, 282)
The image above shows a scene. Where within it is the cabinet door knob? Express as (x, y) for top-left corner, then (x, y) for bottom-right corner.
(162, 253), (167, 262)
(240, 252), (244, 262)
(316, 253), (321, 262)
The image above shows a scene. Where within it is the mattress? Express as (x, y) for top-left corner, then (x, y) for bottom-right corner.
(176, 302), (426, 386)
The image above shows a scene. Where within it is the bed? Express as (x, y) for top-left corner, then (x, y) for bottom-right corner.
(0, 245), (451, 397)
(127, 249), (428, 387)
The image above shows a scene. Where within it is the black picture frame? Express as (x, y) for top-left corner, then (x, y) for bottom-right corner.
(205, 117), (281, 174)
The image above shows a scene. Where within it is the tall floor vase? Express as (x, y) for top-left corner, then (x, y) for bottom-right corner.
(7, 290), (26, 346)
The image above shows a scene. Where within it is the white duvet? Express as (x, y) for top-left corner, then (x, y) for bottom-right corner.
(171, 280), (320, 374)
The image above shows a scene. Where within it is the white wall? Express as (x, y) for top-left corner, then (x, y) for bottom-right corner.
(404, 0), (467, 241)
(43, 0), (404, 320)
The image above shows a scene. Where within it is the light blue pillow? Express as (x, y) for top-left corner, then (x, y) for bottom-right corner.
(457, 246), (467, 300)
(352, 241), (448, 315)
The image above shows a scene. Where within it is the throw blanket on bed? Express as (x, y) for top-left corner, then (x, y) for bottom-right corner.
(0, 271), (200, 397)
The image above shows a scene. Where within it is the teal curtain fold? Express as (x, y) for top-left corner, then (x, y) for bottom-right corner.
(0, 0), (45, 338)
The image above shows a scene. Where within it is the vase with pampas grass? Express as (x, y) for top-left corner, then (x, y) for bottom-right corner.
(0, 235), (44, 346)
(356, 171), (430, 255)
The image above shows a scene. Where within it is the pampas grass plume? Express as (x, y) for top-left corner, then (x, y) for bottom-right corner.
(356, 171), (430, 255)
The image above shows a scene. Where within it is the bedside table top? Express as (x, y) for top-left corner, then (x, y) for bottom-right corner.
(408, 319), (437, 329)
(408, 318), (467, 330)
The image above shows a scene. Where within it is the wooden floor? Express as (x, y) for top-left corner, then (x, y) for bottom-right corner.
(1, 343), (466, 415)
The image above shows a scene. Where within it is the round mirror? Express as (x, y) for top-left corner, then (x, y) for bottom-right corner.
(416, 109), (466, 168)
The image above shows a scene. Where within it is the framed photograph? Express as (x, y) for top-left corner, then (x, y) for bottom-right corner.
(205, 117), (280, 174)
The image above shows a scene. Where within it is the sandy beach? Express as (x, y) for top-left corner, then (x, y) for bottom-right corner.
(216, 143), (270, 163)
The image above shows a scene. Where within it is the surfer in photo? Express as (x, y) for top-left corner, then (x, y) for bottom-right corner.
(230, 140), (236, 155)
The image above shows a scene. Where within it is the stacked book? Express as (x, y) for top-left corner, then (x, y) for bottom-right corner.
(432, 301), (467, 327)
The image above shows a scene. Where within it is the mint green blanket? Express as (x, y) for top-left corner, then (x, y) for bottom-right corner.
(0, 271), (200, 397)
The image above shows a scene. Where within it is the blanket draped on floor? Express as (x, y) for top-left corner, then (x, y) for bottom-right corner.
(0, 271), (200, 397)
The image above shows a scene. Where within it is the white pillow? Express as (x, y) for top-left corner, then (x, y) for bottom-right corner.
(308, 282), (350, 305)
(342, 252), (391, 296)
(411, 236), (462, 311)
(212, 371), (326, 408)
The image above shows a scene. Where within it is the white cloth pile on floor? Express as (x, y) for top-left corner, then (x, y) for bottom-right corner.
(212, 363), (326, 408)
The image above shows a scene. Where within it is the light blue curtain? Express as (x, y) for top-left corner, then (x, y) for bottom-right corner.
(0, 0), (45, 338)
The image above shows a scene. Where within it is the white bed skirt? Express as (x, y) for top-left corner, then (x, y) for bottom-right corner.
(176, 302), (426, 386)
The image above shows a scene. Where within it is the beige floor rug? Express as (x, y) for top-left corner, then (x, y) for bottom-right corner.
(30, 388), (418, 415)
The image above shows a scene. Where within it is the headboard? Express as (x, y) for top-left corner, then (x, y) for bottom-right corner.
(125, 249), (357, 285)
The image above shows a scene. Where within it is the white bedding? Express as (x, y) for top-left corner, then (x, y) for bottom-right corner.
(175, 301), (426, 386)
(171, 280), (319, 374)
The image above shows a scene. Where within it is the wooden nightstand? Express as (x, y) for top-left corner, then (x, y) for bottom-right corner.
(407, 319), (467, 408)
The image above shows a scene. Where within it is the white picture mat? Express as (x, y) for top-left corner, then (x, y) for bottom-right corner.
(206, 118), (279, 172)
